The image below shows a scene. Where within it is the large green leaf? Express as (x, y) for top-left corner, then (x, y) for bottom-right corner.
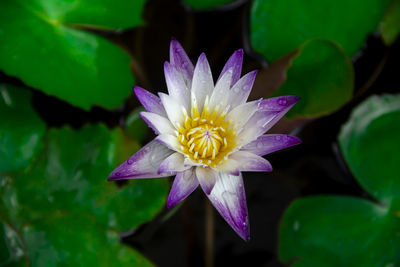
(279, 196), (400, 266)
(279, 94), (400, 266)
(250, 0), (391, 61)
(272, 39), (354, 118)
(380, 0), (400, 45)
(0, 84), (46, 173)
(339, 94), (400, 205)
(1, 124), (168, 265)
(0, 0), (147, 110)
(182, 0), (236, 9)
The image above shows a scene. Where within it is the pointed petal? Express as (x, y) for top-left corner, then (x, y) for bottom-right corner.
(155, 134), (183, 153)
(108, 140), (174, 180)
(230, 151), (272, 172)
(241, 134), (302, 156)
(208, 69), (233, 113)
(164, 62), (190, 110)
(213, 158), (240, 176)
(207, 172), (249, 241)
(236, 96), (299, 146)
(140, 112), (176, 135)
(225, 100), (260, 130)
(167, 168), (198, 209)
(159, 93), (186, 130)
(196, 166), (218, 195)
(227, 70), (258, 108)
(133, 86), (167, 117)
(191, 53), (214, 113)
(218, 49), (243, 86)
(169, 39), (194, 89)
(158, 152), (190, 173)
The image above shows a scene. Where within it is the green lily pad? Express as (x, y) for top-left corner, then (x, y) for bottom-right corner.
(0, 0), (147, 110)
(272, 39), (354, 118)
(0, 84), (46, 173)
(182, 0), (236, 9)
(279, 94), (400, 266)
(380, 0), (400, 45)
(1, 124), (168, 265)
(125, 107), (148, 143)
(250, 0), (391, 61)
(339, 94), (400, 205)
(279, 196), (400, 266)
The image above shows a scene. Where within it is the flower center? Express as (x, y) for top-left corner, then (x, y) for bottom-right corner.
(175, 96), (236, 167)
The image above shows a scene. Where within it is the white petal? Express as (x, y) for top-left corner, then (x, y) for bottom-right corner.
(191, 53), (214, 113)
(225, 100), (260, 130)
(159, 93), (186, 130)
(158, 152), (190, 173)
(164, 62), (190, 110)
(208, 68), (233, 113)
(213, 158), (240, 176)
(196, 166), (218, 195)
(230, 151), (272, 172)
(155, 134), (183, 153)
(140, 112), (176, 135)
(227, 70), (257, 108)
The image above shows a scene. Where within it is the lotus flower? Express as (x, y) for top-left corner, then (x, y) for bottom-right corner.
(108, 39), (301, 240)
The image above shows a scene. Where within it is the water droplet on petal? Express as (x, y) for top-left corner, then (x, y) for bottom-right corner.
(127, 159), (133, 165)
(242, 85), (249, 91)
(114, 172), (121, 176)
(275, 135), (281, 141)
(233, 86), (240, 93)
(278, 98), (287, 106)
(256, 142), (263, 149)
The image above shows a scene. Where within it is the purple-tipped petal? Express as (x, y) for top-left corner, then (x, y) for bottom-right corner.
(192, 53), (214, 112)
(207, 172), (249, 241)
(108, 140), (174, 180)
(218, 49), (243, 86)
(227, 70), (258, 108)
(230, 151), (272, 172)
(167, 168), (198, 209)
(158, 152), (190, 173)
(236, 96), (300, 146)
(241, 134), (302, 156)
(140, 112), (176, 135)
(164, 62), (190, 110)
(196, 166), (218, 195)
(133, 86), (167, 117)
(155, 134), (182, 153)
(169, 39), (194, 89)
(208, 67), (233, 110)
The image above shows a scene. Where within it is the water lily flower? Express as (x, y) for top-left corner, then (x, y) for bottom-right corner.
(108, 39), (301, 241)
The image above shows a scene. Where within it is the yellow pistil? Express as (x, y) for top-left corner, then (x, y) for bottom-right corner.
(178, 100), (236, 167)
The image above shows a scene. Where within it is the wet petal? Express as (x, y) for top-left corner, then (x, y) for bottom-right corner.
(159, 93), (186, 129)
(191, 53), (214, 113)
(241, 134), (302, 156)
(213, 158), (240, 176)
(158, 152), (190, 173)
(207, 172), (249, 241)
(227, 70), (258, 108)
(217, 49), (243, 87)
(230, 151), (272, 172)
(196, 166), (218, 195)
(133, 86), (166, 117)
(167, 168), (198, 209)
(140, 111), (176, 135)
(164, 61), (191, 110)
(108, 140), (174, 180)
(155, 134), (182, 153)
(225, 100), (260, 130)
(169, 39), (194, 88)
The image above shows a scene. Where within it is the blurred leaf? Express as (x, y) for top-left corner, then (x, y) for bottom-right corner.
(279, 94), (400, 266)
(279, 196), (400, 266)
(272, 39), (354, 118)
(0, 84), (45, 173)
(182, 0), (236, 9)
(339, 94), (400, 205)
(250, 0), (391, 61)
(0, 222), (26, 266)
(380, 0), (400, 45)
(0, 0), (148, 110)
(125, 107), (148, 143)
(1, 124), (168, 265)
